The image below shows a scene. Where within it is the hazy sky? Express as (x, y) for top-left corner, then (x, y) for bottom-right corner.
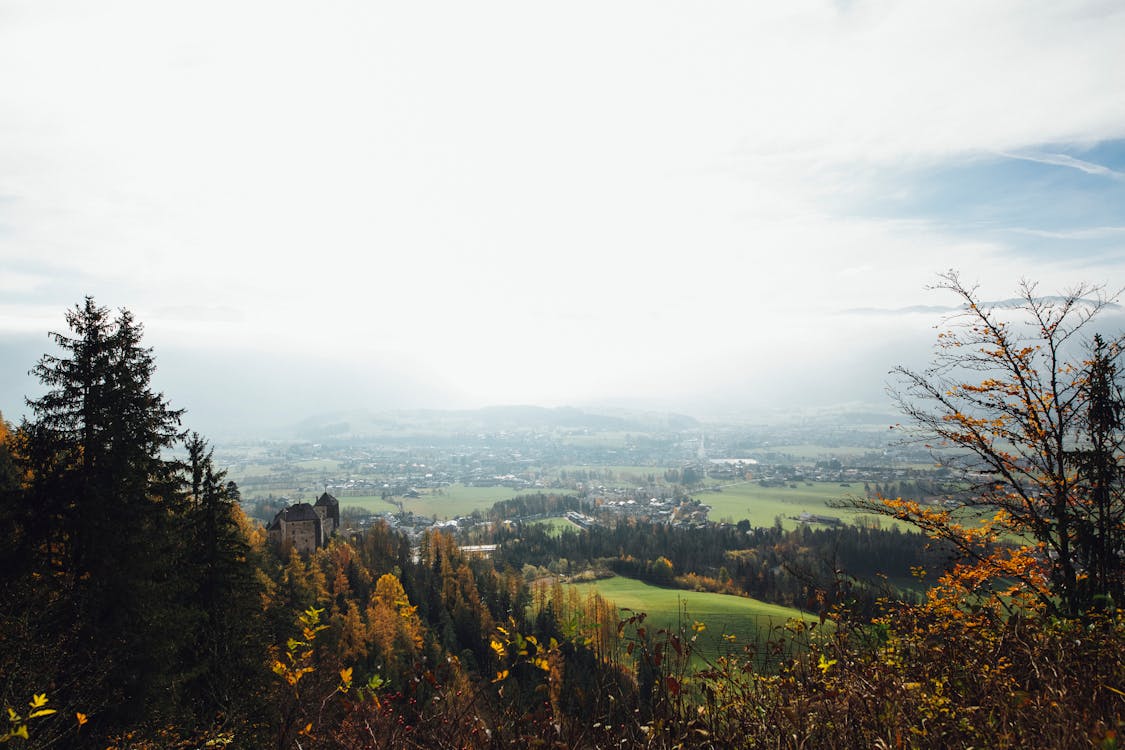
(2, 1), (1125, 434)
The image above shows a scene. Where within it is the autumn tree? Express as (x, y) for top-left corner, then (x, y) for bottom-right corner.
(879, 272), (1125, 616)
(367, 573), (424, 684)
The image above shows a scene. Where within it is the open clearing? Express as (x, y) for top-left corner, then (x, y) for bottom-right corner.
(336, 483), (529, 519)
(570, 575), (811, 660)
(698, 481), (901, 530)
(529, 516), (582, 535)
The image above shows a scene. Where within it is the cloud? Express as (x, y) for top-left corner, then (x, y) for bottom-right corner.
(0, 304), (67, 338)
(999, 151), (1125, 179)
(0, 271), (49, 294)
(843, 296), (1121, 317)
(1, 1), (1123, 424)
(1008, 226), (1125, 240)
(150, 305), (245, 323)
(842, 305), (959, 316)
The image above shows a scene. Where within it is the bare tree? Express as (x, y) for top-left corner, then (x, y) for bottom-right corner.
(874, 271), (1125, 616)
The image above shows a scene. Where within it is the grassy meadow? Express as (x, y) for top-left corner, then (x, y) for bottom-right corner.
(570, 575), (811, 662)
(529, 516), (582, 535)
(698, 480), (899, 529)
(336, 483), (527, 519)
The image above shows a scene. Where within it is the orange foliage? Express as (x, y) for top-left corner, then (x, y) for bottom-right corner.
(880, 272), (1125, 617)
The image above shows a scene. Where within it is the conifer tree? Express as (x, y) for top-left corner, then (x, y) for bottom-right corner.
(19, 299), (188, 723)
(181, 432), (268, 722)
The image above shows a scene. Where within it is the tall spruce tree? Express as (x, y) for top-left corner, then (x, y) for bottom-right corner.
(22, 298), (188, 723)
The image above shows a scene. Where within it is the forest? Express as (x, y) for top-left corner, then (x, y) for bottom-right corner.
(2, 281), (1124, 749)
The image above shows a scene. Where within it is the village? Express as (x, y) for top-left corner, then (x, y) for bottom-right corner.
(244, 414), (951, 555)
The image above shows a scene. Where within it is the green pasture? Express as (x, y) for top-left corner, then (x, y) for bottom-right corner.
(698, 481), (901, 530)
(334, 484), (526, 519)
(570, 575), (811, 661)
(292, 458), (342, 471)
(529, 516), (581, 536)
(225, 457), (343, 499)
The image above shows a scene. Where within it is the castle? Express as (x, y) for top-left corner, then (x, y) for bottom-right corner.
(266, 492), (340, 554)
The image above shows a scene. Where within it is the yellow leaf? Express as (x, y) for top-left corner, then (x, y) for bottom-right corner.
(29, 693), (48, 709)
(28, 709), (56, 719)
(817, 654), (837, 673)
(492, 669), (509, 683)
(76, 712), (88, 727)
(339, 667), (353, 685)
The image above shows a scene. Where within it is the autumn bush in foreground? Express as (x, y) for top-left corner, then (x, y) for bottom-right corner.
(682, 602), (1125, 749)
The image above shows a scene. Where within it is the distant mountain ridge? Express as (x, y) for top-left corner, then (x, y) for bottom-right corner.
(293, 404), (700, 439)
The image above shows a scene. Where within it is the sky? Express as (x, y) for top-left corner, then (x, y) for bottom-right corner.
(1, 0), (1124, 436)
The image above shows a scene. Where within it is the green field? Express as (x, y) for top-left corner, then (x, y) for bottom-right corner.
(698, 481), (900, 530)
(529, 516), (581, 535)
(570, 575), (811, 661)
(292, 458), (342, 471)
(336, 483), (528, 519)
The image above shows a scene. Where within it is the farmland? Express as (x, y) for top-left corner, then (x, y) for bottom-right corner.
(211, 408), (928, 539)
(529, 516), (582, 535)
(334, 484), (529, 519)
(570, 575), (812, 661)
(697, 480), (900, 529)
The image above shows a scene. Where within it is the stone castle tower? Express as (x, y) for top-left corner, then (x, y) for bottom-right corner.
(267, 491), (340, 554)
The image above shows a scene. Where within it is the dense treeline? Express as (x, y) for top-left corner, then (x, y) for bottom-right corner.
(486, 492), (584, 521)
(864, 478), (947, 502)
(258, 527), (660, 748)
(491, 518), (942, 616)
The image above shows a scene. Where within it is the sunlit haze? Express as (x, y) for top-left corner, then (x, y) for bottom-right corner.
(2, 1), (1124, 435)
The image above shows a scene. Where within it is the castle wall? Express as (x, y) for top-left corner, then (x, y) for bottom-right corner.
(286, 519), (319, 555)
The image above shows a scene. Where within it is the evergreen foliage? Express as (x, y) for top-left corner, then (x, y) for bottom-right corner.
(0, 299), (267, 745)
